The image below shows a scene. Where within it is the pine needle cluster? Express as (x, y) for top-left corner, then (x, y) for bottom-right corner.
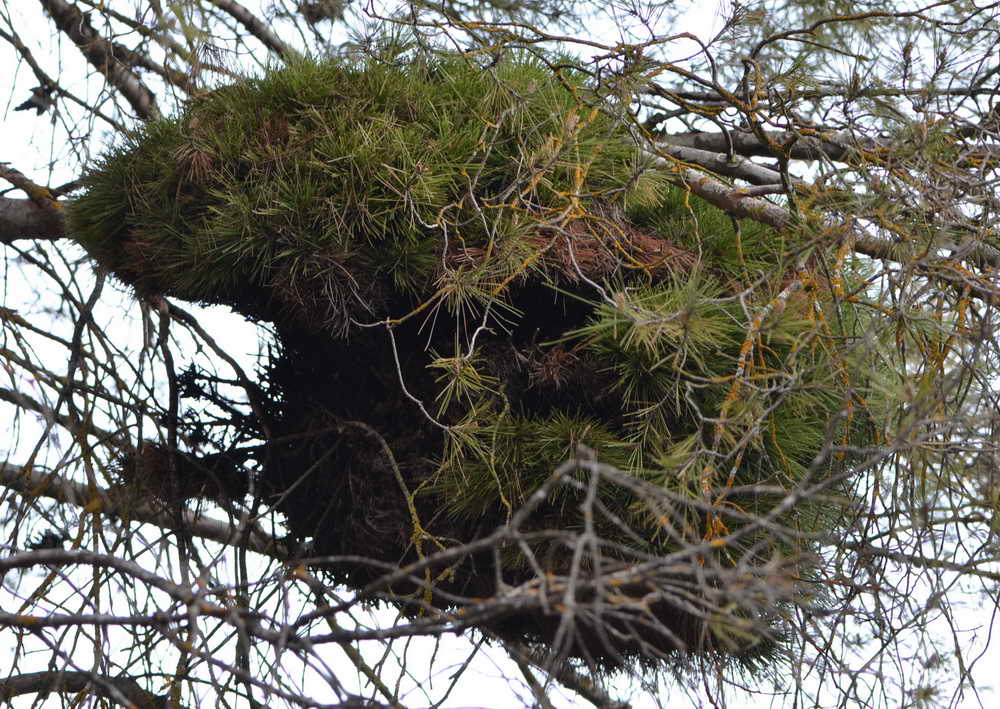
(68, 44), (881, 668)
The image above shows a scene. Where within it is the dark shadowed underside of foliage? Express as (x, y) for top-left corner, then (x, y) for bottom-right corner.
(69, 46), (881, 670)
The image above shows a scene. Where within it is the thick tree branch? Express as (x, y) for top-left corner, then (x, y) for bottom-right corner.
(648, 84), (1000, 105)
(0, 385), (112, 443)
(850, 544), (1000, 583)
(0, 670), (400, 709)
(0, 608), (395, 709)
(0, 670), (177, 709)
(1, 165), (64, 223)
(0, 463), (285, 558)
(661, 129), (1000, 164)
(209, 0), (297, 59)
(0, 197), (65, 242)
(38, 0), (160, 120)
(654, 141), (797, 186)
(662, 130), (860, 161)
(672, 164), (1000, 285)
(674, 166), (795, 229)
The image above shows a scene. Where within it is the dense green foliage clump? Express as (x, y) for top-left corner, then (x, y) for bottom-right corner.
(72, 49), (677, 328)
(69, 47), (878, 667)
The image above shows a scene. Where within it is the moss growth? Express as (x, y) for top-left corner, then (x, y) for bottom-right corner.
(69, 45), (878, 671)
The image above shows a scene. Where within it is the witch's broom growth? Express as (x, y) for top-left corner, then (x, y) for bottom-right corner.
(69, 45), (879, 669)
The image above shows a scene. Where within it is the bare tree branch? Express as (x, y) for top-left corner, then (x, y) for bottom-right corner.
(662, 129), (859, 161)
(655, 141), (796, 185)
(208, 0), (298, 59)
(38, 0), (160, 120)
(661, 129), (1000, 164)
(0, 463), (285, 557)
(0, 670), (178, 709)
